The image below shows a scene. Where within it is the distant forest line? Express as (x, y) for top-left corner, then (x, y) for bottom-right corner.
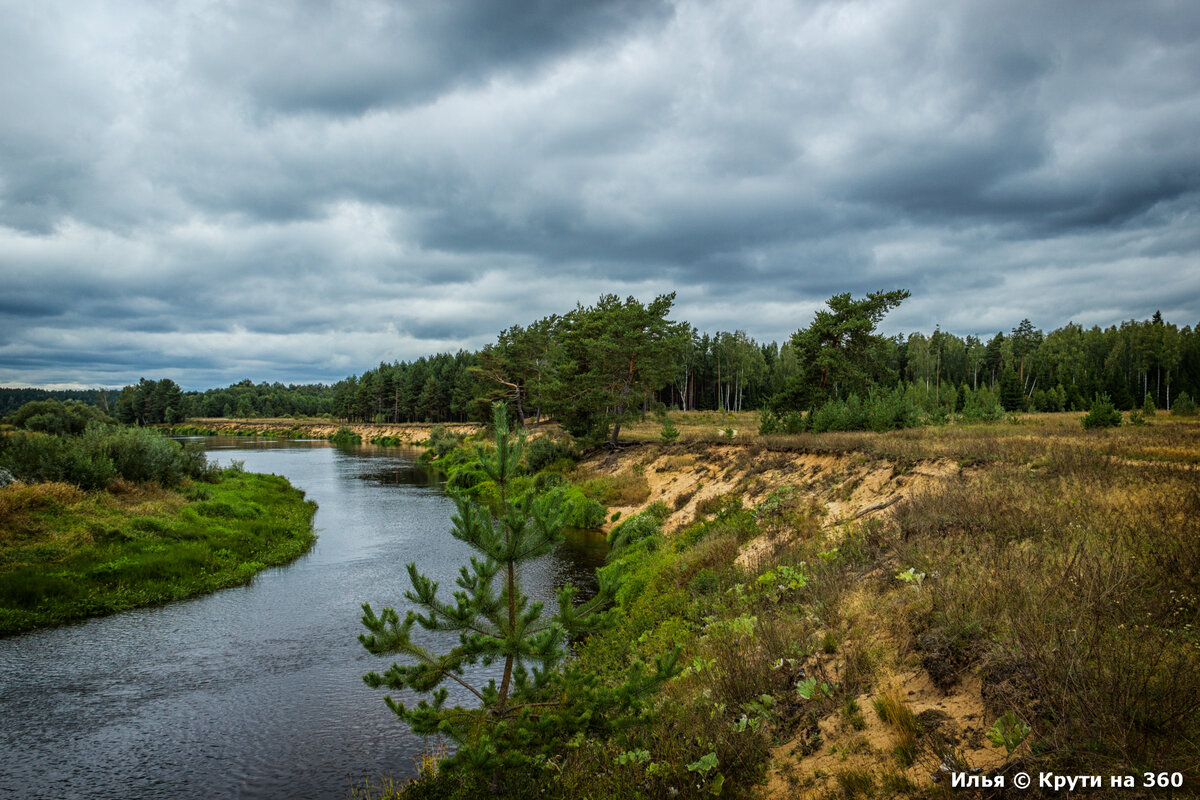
(4, 295), (1200, 433)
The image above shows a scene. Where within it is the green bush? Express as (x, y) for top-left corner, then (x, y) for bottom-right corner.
(328, 426), (362, 445)
(5, 399), (116, 435)
(525, 436), (578, 473)
(1173, 391), (1197, 416)
(551, 485), (606, 529)
(0, 425), (213, 489)
(1081, 395), (1123, 429)
(93, 426), (211, 485)
(427, 425), (465, 459)
(961, 385), (1005, 421)
(607, 511), (662, 551)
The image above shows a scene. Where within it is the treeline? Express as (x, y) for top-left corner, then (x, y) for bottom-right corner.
(331, 351), (480, 423)
(109, 355), (481, 424)
(110, 378), (339, 423)
(76, 292), (1200, 438)
(0, 387), (120, 417)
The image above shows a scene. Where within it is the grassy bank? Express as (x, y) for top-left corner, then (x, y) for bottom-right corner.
(0, 470), (317, 636)
(365, 412), (1198, 799)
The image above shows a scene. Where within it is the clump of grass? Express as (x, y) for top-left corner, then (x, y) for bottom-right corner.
(575, 469), (651, 506)
(0, 482), (83, 524)
(873, 686), (919, 736)
(835, 767), (877, 798)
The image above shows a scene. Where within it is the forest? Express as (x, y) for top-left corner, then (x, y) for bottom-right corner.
(5, 291), (1199, 437)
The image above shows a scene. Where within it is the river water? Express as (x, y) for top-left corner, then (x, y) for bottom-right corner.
(0, 438), (607, 800)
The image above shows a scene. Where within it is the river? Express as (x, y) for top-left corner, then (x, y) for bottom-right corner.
(0, 437), (607, 799)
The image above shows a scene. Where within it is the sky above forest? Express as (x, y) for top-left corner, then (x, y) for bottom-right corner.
(2, 0), (1200, 389)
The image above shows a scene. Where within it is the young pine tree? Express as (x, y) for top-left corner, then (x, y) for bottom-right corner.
(359, 404), (676, 791)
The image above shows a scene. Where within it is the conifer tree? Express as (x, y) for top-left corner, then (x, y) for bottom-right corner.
(359, 404), (677, 790)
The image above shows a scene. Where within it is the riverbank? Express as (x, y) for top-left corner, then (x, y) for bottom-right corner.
(166, 417), (479, 444)
(386, 412), (1200, 799)
(0, 470), (318, 636)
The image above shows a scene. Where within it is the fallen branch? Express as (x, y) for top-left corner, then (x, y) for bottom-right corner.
(850, 495), (902, 520)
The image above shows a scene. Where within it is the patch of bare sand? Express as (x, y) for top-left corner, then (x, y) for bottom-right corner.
(764, 669), (1008, 799)
(584, 444), (960, 561)
(577, 442), (991, 798)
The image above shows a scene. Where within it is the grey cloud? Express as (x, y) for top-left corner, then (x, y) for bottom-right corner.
(190, 0), (674, 116)
(2, 0), (1199, 387)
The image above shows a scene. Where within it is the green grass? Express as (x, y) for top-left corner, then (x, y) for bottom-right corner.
(0, 471), (317, 636)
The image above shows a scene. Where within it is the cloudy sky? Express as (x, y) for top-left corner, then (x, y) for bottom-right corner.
(2, 0), (1199, 389)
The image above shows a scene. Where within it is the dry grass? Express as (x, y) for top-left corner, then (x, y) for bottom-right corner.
(618, 410), (1200, 472)
(570, 467), (652, 507)
(685, 416), (1200, 798)
(0, 482), (84, 540)
(888, 440), (1200, 780)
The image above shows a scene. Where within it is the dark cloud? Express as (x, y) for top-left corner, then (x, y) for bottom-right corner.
(190, 0), (674, 116)
(1, 0), (1199, 388)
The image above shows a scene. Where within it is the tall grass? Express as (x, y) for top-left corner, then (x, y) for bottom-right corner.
(892, 450), (1200, 779)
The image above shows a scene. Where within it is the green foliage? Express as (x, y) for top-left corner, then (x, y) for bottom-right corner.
(359, 405), (675, 787)
(606, 510), (663, 552)
(795, 676), (834, 701)
(329, 426), (363, 444)
(998, 368), (1024, 411)
(800, 386), (922, 433)
(427, 426), (467, 459)
(986, 711), (1031, 756)
(1081, 394), (1123, 429)
(1173, 391), (1196, 416)
(524, 436), (578, 473)
(658, 412), (680, 443)
(5, 399), (116, 434)
(547, 485), (606, 529)
(0, 471), (317, 635)
(0, 425), (214, 490)
(1142, 392), (1157, 416)
(775, 289), (909, 410)
(116, 377), (185, 425)
(543, 293), (690, 447)
(960, 385), (1005, 421)
(754, 564), (808, 603)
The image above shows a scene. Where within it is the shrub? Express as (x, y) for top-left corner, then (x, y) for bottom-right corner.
(426, 425), (465, 459)
(607, 511), (662, 551)
(328, 426), (362, 445)
(525, 436), (578, 473)
(1081, 395), (1122, 429)
(5, 399), (116, 435)
(658, 413), (680, 443)
(1173, 391), (1196, 416)
(961, 386), (1005, 421)
(94, 425), (212, 485)
(758, 409), (806, 435)
(546, 485), (606, 529)
(0, 426), (213, 489)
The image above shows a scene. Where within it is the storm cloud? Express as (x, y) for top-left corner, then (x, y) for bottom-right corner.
(2, 0), (1198, 388)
